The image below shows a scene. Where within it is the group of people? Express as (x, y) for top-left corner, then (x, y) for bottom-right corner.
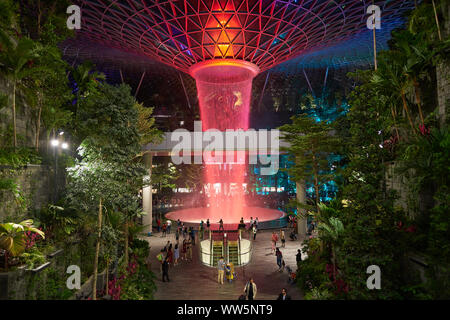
(236, 216), (259, 240)
(218, 259), (290, 300)
(240, 278), (291, 300)
(271, 230), (286, 253)
(156, 218), (202, 283)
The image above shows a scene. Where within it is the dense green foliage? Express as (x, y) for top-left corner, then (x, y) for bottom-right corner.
(292, 2), (450, 300)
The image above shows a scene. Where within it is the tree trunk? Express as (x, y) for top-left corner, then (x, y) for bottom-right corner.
(12, 82), (17, 149)
(92, 197), (103, 300)
(432, 0), (442, 41)
(391, 107), (400, 141)
(413, 80), (425, 126)
(401, 90), (416, 133)
(311, 153), (320, 211)
(35, 99), (42, 152)
(105, 259), (109, 297)
(332, 246), (337, 281)
(124, 220), (129, 267)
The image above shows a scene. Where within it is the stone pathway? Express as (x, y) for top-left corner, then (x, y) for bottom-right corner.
(145, 229), (304, 300)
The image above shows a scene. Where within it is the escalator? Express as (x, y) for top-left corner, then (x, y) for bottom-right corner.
(211, 241), (223, 266)
(228, 241), (239, 266)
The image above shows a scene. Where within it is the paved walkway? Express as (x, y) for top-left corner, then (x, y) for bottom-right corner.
(145, 229), (305, 300)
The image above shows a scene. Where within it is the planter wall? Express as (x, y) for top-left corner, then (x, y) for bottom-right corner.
(71, 269), (107, 300)
(0, 240), (90, 300)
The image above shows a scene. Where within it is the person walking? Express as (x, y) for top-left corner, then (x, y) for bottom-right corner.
(252, 225), (257, 240)
(162, 223), (167, 237)
(218, 218), (224, 232)
(183, 225), (188, 239)
(206, 218), (210, 231)
(254, 217), (259, 229)
(174, 243), (180, 266)
(296, 249), (302, 268)
(182, 239), (187, 261)
(217, 257), (225, 284)
(187, 238), (192, 260)
(249, 217), (254, 229)
(188, 227), (195, 246)
(163, 240), (170, 252)
(156, 218), (161, 233)
(156, 249), (164, 274)
(276, 247), (283, 271)
(167, 243), (173, 265)
(277, 288), (291, 300)
(162, 258), (170, 282)
(243, 278), (257, 300)
(280, 229), (286, 248)
(271, 232), (278, 254)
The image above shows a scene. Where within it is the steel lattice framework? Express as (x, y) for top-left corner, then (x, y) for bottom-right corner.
(76, 0), (415, 73)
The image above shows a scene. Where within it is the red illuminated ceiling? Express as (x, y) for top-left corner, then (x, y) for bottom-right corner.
(76, 0), (413, 72)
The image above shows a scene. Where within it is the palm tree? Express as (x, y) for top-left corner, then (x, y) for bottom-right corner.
(371, 52), (417, 134)
(0, 35), (38, 149)
(390, 30), (438, 128)
(317, 210), (344, 281)
(28, 44), (70, 151)
(71, 61), (105, 118)
(0, 219), (45, 271)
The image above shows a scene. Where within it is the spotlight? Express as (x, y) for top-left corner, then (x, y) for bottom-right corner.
(51, 140), (59, 147)
(59, 131), (64, 136)
(61, 142), (69, 149)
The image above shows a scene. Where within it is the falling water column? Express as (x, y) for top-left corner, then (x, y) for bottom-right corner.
(189, 60), (259, 223)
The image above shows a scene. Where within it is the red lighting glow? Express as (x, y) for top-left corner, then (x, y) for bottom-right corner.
(189, 60), (259, 222)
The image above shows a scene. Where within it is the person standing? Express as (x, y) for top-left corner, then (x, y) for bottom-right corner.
(162, 223), (167, 237)
(277, 288), (291, 300)
(219, 219), (224, 232)
(217, 257), (225, 284)
(276, 247), (283, 271)
(252, 225), (257, 240)
(243, 278), (257, 300)
(271, 232), (278, 254)
(167, 219), (172, 234)
(156, 218), (161, 233)
(280, 229), (286, 248)
(183, 224), (188, 239)
(187, 238), (192, 260)
(174, 243), (180, 266)
(162, 258), (170, 282)
(156, 249), (164, 274)
(175, 227), (180, 243)
(296, 249), (302, 268)
(182, 239), (187, 261)
(206, 218), (210, 231)
(249, 217), (254, 229)
(190, 227), (196, 246)
(167, 243), (173, 265)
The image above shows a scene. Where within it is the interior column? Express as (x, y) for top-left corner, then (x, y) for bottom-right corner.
(142, 152), (153, 236)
